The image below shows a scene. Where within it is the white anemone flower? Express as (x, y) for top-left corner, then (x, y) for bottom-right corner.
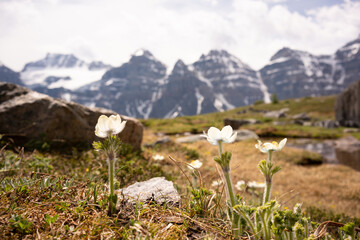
(255, 138), (287, 153)
(202, 125), (237, 145)
(95, 114), (127, 138)
(153, 154), (165, 161)
(188, 160), (203, 170)
(211, 180), (223, 187)
(235, 180), (246, 191)
(248, 181), (266, 188)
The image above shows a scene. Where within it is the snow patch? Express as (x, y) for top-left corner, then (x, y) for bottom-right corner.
(105, 79), (114, 86)
(21, 67), (108, 90)
(165, 105), (182, 119)
(270, 57), (289, 64)
(214, 93), (235, 112)
(195, 71), (213, 88)
(136, 100), (153, 119)
(195, 88), (204, 115)
(256, 72), (271, 103)
(61, 93), (71, 102)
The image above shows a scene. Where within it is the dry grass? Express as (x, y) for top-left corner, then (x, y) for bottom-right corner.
(144, 129), (360, 219)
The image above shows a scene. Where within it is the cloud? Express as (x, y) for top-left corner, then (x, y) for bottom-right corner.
(0, 0), (359, 71)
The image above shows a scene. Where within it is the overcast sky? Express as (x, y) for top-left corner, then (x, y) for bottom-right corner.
(1, 0), (360, 72)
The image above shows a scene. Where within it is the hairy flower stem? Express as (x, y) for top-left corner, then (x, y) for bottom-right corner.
(217, 142), (240, 238)
(263, 151), (273, 205)
(223, 169), (236, 207)
(107, 151), (116, 216)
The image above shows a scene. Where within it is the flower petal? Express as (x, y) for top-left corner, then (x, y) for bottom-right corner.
(220, 125), (233, 140)
(96, 115), (109, 132)
(224, 131), (237, 143)
(278, 138), (287, 150)
(207, 137), (219, 145)
(95, 125), (108, 138)
(207, 127), (222, 141)
(108, 115), (119, 132)
(114, 120), (127, 134)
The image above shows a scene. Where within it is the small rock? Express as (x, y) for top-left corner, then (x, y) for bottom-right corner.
(153, 136), (172, 145)
(235, 129), (259, 141)
(144, 136), (172, 148)
(302, 121), (313, 127)
(264, 108), (289, 118)
(313, 120), (339, 128)
(292, 113), (311, 121)
(224, 118), (260, 130)
(273, 121), (286, 126)
(116, 177), (180, 205)
(292, 113), (311, 125)
(343, 128), (360, 133)
(236, 109), (247, 114)
(248, 107), (268, 113)
(176, 134), (204, 143)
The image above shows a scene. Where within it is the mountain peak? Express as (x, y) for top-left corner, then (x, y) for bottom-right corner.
(270, 47), (295, 61)
(22, 53), (86, 71)
(132, 49), (154, 58)
(195, 49), (250, 72)
(172, 59), (188, 74)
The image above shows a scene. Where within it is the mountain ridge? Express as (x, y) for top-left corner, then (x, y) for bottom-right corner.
(0, 35), (359, 118)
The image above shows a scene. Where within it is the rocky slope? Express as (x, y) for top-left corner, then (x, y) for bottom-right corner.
(0, 62), (23, 86)
(261, 35), (360, 100)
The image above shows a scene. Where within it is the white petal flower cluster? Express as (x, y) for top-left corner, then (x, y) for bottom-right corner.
(187, 160), (203, 170)
(255, 138), (287, 153)
(248, 181), (266, 188)
(211, 180), (223, 187)
(235, 180), (246, 191)
(202, 125), (237, 145)
(153, 154), (165, 161)
(95, 115), (127, 138)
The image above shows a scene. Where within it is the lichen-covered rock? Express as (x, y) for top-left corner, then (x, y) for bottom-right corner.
(115, 177), (180, 205)
(0, 82), (143, 150)
(335, 79), (360, 128)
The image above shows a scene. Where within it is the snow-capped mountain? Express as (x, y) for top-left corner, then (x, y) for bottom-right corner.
(335, 35), (360, 87)
(20, 53), (112, 90)
(192, 50), (269, 109)
(1, 35), (359, 119)
(73, 49), (167, 118)
(261, 35), (360, 100)
(150, 59), (217, 118)
(72, 49), (266, 118)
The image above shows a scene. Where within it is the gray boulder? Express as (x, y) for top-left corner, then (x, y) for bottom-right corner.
(235, 129), (259, 141)
(335, 79), (360, 128)
(116, 177), (180, 205)
(0, 82), (143, 150)
(335, 136), (360, 171)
